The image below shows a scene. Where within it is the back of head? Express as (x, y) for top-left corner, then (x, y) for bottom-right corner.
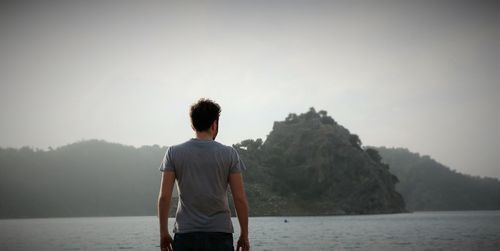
(190, 98), (221, 132)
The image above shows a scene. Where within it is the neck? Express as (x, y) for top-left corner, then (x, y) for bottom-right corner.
(195, 131), (213, 141)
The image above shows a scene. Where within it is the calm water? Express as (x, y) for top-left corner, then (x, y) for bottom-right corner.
(1, 211), (499, 251)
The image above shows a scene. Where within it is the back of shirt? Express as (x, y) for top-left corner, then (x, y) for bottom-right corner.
(159, 138), (246, 233)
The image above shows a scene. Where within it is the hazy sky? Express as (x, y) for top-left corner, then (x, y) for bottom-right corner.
(0, 0), (498, 178)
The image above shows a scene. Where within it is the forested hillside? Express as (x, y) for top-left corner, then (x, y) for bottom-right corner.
(370, 146), (500, 211)
(0, 140), (167, 218)
(235, 108), (406, 215)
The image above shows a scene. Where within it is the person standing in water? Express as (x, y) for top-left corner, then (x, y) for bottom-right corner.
(157, 98), (250, 251)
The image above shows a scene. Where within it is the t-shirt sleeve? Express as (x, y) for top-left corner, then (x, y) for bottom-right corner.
(229, 147), (247, 173)
(159, 146), (175, 172)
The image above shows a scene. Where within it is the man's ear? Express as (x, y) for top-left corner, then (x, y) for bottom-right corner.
(211, 120), (218, 131)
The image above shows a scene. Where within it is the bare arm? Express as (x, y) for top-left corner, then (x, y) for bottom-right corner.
(158, 171), (176, 251)
(229, 172), (249, 251)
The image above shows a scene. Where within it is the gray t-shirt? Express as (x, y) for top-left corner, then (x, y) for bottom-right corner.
(159, 138), (246, 233)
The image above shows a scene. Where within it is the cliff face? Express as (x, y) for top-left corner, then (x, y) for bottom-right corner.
(235, 108), (406, 215)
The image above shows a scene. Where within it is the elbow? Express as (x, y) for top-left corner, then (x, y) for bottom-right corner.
(233, 195), (248, 207)
(158, 195), (171, 203)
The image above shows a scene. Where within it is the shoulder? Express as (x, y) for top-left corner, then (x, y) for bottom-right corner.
(209, 141), (238, 156)
(170, 139), (194, 150)
(216, 142), (237, 152)
(224, 144), (241, 159)
(164, 140), (191, 156)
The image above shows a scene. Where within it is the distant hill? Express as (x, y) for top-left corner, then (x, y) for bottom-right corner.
(0, 140), (169, 218)
(369, 146), (500, 211)
(235, 108), (406, 215)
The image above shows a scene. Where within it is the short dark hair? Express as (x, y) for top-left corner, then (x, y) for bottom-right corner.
(190, 98), (221, 132)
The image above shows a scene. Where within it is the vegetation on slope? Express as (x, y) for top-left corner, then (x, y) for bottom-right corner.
(370, 146), (500, 211)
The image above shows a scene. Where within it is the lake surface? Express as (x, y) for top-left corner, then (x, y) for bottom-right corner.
(1, 211), (499, 251)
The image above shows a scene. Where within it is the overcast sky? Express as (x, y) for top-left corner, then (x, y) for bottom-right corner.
(0, 0), (498, 178)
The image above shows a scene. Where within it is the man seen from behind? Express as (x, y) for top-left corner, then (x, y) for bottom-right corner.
(157, 98), (250, 251)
